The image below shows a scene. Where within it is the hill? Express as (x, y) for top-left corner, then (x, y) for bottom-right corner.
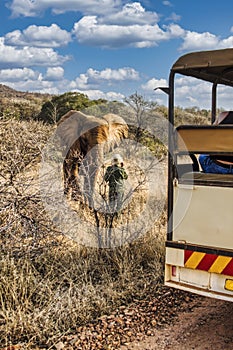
(0, 83), (52, 120)
(0, 83), (52, 100)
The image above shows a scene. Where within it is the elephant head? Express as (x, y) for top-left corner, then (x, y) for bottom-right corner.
(56, 110), (128, 203)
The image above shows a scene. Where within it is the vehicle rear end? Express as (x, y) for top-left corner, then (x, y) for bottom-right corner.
(164, 49), (233, 301)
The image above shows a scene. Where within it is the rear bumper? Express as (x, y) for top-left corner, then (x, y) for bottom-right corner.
(165, 246), (233, 302)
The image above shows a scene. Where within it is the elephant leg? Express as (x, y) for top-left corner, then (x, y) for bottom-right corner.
(70, 161), (81, 200)
(63, 159), (71, 196)
(63, 158), (80, 199)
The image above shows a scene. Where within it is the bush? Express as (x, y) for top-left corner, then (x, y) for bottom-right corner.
(0, 118), (166, 348)
(37, 92), (106, 124)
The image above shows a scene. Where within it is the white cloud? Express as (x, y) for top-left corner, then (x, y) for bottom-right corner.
(0, 37), (69, 68)
(166, 12), (181, 22)
(3, 73), (77, 94)
(71, 3), (186, 49)
(3, 78), (58, 94)
(171, 77), (214, 108)
(4, 74), (126, 99)
(163, 23), (185, 38)
(0, 66), (67, 93)
(218, 36), (233, 48)
(141, 75), (230, 109)
(73, 67), (140, 89)
(0, 67), (40, 82)
(101, 2), (159, 25)
(179, 31), (219, 51)
(179, 29), (233, 52)
(87, 67), (139, 82)
(73, 15), (178, 48)
(71, 74), (88, 90)
(141, 77), (169, 104)
(163, 1), (172, 6)
(7, 1), (184, 50)
(5, 24), (71, 48)
(72, 89), (125, 101)
(45, 67), (64, 81)
(141, 78), (168, 92)
(8, 0), (122, 17)
(186, 96), (198, 104)
(6, 0), (233, 110)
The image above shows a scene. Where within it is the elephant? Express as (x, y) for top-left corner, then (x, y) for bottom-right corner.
(56, 110), (128, 203)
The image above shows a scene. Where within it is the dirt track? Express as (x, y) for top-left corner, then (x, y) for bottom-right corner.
(120, 295), (233, 350)
(61, 287), (233, 349)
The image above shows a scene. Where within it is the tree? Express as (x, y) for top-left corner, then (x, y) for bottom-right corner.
(124, 92), (157, 127)
(124, 92), (158, 141)
(37, 92), (106, 124)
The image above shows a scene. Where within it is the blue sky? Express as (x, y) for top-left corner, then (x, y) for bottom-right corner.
(1, 0), (233, 109)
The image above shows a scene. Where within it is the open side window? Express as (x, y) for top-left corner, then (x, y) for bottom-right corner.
(174, 125), (233, 187)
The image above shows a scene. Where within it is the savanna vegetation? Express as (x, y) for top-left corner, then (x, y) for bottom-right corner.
(0, 86), (211, 348)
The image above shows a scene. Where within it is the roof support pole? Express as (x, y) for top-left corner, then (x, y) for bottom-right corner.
(167, 71), (175, 241)
(211, 83), (217, 124)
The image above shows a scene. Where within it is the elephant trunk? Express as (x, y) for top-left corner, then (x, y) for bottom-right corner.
(82, 144), (104, 206)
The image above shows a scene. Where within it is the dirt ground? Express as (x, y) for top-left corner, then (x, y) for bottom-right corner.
(120, 295), (233, 350)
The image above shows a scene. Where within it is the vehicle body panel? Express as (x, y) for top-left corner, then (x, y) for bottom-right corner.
(164, 48), (233, 302)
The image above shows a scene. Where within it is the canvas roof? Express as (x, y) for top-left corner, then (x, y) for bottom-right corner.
(171, 48), (233, 87)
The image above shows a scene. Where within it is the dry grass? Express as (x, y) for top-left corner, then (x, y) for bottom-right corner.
(0, 233), (165, 348)
(0, 118), (166, 348)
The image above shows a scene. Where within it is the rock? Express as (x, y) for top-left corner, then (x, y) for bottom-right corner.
(55, 341), (65, 350)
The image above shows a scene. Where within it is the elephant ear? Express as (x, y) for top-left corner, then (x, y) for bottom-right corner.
(102, 113), (128, 150)
(56, 110), (128, 156)
(56, 110), (101, 150)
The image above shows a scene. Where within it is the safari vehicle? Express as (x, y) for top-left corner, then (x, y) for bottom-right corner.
(164, 48), (233, 301)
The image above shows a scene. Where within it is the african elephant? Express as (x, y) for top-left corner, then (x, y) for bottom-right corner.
(56, 110), (128, 203)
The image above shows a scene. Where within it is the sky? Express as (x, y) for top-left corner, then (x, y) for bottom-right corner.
(1, 0), (233, 109)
